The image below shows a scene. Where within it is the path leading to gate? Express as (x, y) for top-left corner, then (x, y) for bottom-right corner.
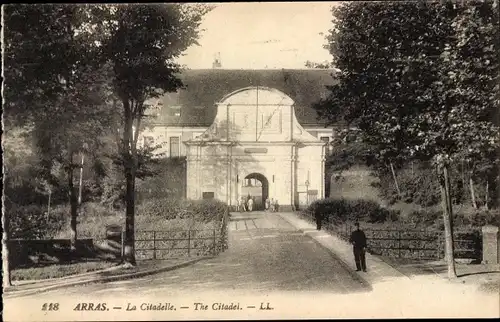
(19, 211), (368, 298)
(5, 211), (498, 319)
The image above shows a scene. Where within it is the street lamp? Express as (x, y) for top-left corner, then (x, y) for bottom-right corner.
(305, 180), (310, 206)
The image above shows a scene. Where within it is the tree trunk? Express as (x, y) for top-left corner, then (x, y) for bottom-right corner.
(485, 180), (490, 210)
(68, 153), (78, 253)
(389, 162), (402, 199)
(47, 191), (51, 225)
(78, 153), (84, 205)
(469, 174), (478, 209)
(2, 212), (11, 288)
(441, 164), (457, 279)
(124, 167), (136, 265)
(122, 103), (137, 265)
(462, 160), (467, 200)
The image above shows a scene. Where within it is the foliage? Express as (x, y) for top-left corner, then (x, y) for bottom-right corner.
(316, 1), (499, 276)
(136, 157), (187, 202)
(137, 198), (228, 224)
(77, 3), (212, 263)
(317, 0), (499, 170)
(304, 60), (332, 69)
(405, 210), (442, 228)
(326, 129), (378, 173)
(306, 198), (400, 224)
(3, 4), (119, 250)
(8, 204), (68, 239)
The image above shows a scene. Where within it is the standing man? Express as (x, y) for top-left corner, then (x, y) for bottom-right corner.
(349, 222), (367, 272)
(314, 208), (323, 230)
(236, 197), (241, 212)
(247, 196), (254, 212)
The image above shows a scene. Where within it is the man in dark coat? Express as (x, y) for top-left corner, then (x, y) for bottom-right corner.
(349, 222), (367, 272)
(314, 209), (323, 230)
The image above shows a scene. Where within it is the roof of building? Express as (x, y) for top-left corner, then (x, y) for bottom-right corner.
(149, 68), (337, 127)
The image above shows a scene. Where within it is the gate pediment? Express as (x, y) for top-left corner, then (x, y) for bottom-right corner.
(188, 86), (319, 144)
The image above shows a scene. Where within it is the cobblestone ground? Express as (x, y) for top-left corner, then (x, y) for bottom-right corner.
(36, 212), (368, 297)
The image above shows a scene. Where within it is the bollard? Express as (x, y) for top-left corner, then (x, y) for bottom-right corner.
(482, 225), (499, 264)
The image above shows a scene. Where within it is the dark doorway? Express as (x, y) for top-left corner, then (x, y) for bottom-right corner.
(242, 173), (269, 210)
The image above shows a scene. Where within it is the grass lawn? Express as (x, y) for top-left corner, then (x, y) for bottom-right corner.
(12, 261), (117, 281)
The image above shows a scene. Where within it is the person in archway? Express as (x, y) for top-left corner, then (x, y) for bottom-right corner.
(236, 197), (241, 212)
(240, 196), (247, 212)
(349, 222), (367, 272)
(265, 198), (270, 212)
(247, 196), (254, 212)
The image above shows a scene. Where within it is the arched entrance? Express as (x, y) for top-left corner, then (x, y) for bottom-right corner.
(241, 173), (269, 210)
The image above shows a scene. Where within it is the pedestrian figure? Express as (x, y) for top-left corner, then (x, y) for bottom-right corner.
(274, 199), (279, 212)
(314, 208), (323, 230)
(247, 196), (254, 212)
(265, 198), (270, 212)
(349, 222), (367, 272)
(270, 198), (275, 212)
(236, 198), (241, 212)
(240, 196), (247, 212)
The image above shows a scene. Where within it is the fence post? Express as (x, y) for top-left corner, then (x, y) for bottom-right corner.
(121, 230), (125, 261)
(436, 232), (440, 260)
(398, 230), (401, 258)
(153, 231), (156, 260)
(213, 229), (217, 255)
(188, 230), (191, 257)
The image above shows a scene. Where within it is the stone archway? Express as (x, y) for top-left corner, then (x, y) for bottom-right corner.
(241, 173), (269, 210)
(185, 86), (325, 210)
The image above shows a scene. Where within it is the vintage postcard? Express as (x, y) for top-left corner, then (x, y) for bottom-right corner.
(2, 2), (499, 321)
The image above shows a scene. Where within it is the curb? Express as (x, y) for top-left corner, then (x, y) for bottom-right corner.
(278, 214), (371, 288)
(4, 256), (212, 299)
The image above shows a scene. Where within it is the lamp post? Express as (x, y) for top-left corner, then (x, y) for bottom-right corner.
(78, 143), (88, 205)
(305, 180), (310, 206)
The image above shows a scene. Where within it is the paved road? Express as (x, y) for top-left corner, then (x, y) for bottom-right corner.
(7, 213), (499, 320)
(21, 212), (369, 297)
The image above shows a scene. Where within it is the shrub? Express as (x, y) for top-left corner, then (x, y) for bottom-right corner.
(136, 198), (227, 223)
(8, 204), (67, 239)
(306, 198), (400, 224)
(468, 210), (500, 227)
(406, 210), (441, 228)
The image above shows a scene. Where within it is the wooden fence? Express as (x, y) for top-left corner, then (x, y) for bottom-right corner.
(301, 211), (482, 261)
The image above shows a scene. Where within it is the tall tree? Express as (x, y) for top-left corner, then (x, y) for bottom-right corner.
(316, 1), (499, 278)
(3, 4), (114, 251)
(87, 4), (211, 265)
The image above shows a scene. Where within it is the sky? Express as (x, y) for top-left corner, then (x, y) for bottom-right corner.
(177, 2), (337, 69)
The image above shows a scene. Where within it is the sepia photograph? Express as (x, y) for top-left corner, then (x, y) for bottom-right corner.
(2, 1), (499, 320)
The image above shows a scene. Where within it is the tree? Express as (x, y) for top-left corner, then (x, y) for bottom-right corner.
(305, 60), (333, 69)
(86, 4), (212, 265)
(4, 4), (115, 251)
(316, 1), (499, 278)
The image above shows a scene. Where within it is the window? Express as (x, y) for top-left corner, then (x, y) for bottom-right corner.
(169, 105), (182, 118)
(170, 137), (180, 157)
(321, 136), (331, 154)
(202, 192), (214, 200)
(143, 136), (154, 147)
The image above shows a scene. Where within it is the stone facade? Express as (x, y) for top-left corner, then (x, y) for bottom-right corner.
(184, 87), (326, 211)
(138, 69), (336, 210)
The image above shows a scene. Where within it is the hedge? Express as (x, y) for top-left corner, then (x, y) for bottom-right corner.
(136, 198), (228, 223)
(306, 198), (400, 224)
(8, 204), (68, 239)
